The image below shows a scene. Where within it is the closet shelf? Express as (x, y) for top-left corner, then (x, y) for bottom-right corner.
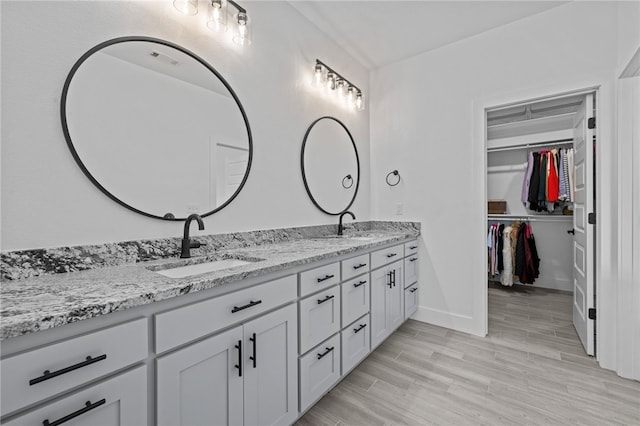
(487, 214), (573, 222)
(487, 131), (573, 152)
(487, 112), (575, 140)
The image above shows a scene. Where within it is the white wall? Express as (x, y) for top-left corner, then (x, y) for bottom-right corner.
(0, 1), (370, 250)
(370, 1), (621, 349)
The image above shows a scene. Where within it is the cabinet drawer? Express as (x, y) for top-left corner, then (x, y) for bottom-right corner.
(405, 283), (419, 320)
(299, 262), (340, 297)
(341, 253), (370, 281)
(371, 244), (404, 270)
(299, 334), (341, 413)
(299, 286), (341, 354)
(404, 240), (418, 256)
(155, 275), (296, 354)
(3, 366), (147, 426)
(0, 318), (147, 417)
(404, 254), (419, 288)
(341, 314), (370, 375)
(341, 274), (370, 328)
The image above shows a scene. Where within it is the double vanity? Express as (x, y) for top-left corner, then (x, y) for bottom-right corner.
(0, 223), (420, 425)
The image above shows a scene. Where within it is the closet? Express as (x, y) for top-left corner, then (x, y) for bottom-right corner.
(485, 91), (596, 356)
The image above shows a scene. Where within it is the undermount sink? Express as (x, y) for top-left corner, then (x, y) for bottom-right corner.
(149, 254), (263, 279)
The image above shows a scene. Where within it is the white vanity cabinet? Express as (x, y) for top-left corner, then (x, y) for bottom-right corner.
(157, 303), (297, 426)
(371, 259), (405, 349)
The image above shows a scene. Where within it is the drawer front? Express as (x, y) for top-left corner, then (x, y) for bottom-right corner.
(1, 318), (147, 417)
(341, 274), (370, 328)
(3, 366), (147, 426)
(371, 244), (404, 270)
(341, 314), (370, 375)
(404, 240), (418, 256)
(341, 253), (370, 281)
(404, 255), (419, 288)
(299, 286), (341, 354)
(299, 334), (341, 413)
(299, 262), (341, 297)
(155, 275), (296, 354)
(404, 284), (419, 320)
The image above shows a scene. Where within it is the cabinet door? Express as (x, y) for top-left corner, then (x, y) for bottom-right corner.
(157, 327), (243, 426)
(299, 286), (341, 354)
(243, 304), (297, 426)
(4, 366), (147, 426)
(341, 274), (370, 328)
(371, 261), (404, 349)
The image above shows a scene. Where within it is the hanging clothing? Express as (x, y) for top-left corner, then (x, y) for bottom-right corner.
(501, 225), (514, 287)
(521, 152), (534, 205)
(528, 152), (542, 211)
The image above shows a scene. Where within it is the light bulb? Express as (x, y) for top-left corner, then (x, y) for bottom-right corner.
(355, 92), (364, 110)
(347, 87), (355, 107)
(326, 72), (336, 91)
(336, 80), (346, 99)
(206, 0), (228, 32)
(313, 64), (323, 86)
(233, 11), (252, 45)
(173, 0), (198, 15)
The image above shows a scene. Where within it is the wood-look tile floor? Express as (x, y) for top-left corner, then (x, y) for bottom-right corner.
(296, 284), (640, 425)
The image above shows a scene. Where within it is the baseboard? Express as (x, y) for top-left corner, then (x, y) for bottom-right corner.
(411, 306), (484, 336)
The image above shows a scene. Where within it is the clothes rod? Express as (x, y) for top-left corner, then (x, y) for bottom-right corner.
(487, 138), (573, 153)
(488, 214), (572, 222)
(487, 162), (528, 173)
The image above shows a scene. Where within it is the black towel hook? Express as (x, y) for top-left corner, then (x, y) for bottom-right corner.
(386, 170), (400, 186)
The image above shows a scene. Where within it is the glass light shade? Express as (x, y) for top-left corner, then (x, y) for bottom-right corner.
(355, 92), (365, 110)
(206, 0), (228, 32)
(173, 0), (198, 15)
(313, 64), (323, 86)
(336, 80), (346, 98)
(347, 87), (355, 106)
(232, 11), (252, 46)
(326, 72), (336, 90)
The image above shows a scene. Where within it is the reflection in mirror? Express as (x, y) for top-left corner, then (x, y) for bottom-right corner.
(62, 37), (252, 220)
(301, 117), (360, 215)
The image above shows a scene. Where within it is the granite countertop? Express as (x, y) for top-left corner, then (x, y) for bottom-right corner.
(0, 225), (419, 340)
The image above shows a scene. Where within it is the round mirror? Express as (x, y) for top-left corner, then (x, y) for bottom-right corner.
(61, 36), (252, 220)
(301, 117), (360, 215)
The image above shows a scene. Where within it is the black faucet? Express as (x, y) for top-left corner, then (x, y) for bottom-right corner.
(338, 211), (356, 236)
(180, 214), (206, 258)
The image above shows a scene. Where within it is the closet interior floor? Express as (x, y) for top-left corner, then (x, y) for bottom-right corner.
(296, 284), (640, 426)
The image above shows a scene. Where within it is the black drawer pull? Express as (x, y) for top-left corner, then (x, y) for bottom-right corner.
(317, 294), (335, 305)
(316, 346), (334, 360)
(409, 246), (418, 250)
(387, 272), (393, 288)
(410, 288), (418, 293)
(235, 340), (242, 377)
(42, 399), (106, 426)
(409, 257), (418, 262)
(249, 333), (257, 368)
(231, 299), (262, 314)
(353, 323), (367, 334)
(353, 280), (367, 288)
(29, 354), (107, 386)
(317, 274), (335, 283)
(392, 270), (396, 287)
(386, 253), (397, 258)
(353, 263), (367, 270)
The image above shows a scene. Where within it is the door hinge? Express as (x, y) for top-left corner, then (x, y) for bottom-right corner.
(588, 117), (596, 129)
(588, 212), (596, 224)
(588, 308), (596, 320)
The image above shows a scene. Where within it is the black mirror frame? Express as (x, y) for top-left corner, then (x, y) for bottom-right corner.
(60, 36), (253, 221)
(300, 116), (360, 216)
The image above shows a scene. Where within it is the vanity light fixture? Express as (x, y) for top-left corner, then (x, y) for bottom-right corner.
(313, 59), (364, 111)
(174, 0), (251, 46)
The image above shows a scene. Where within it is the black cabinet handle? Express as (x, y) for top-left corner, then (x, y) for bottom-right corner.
(353, 263), (367, 270)
(409, 246), (418, 250)
(353, 280), (367, 288)
(387, 272), (393, 288)
(567, 228), (575, 235)
(386, 253), (397, 258)
(235, 340), (242, 377)
(317, 274), (335, 283)
(29, 354), (107, 386)
(391, 270), (396, 287)
(42, 399), (106, 426)
(317, 294), (335, 305)
(316, 346), (334, 360)
(410, 287), (418, 293)
(409, 257), (418, 262)
(249, 333), (257, 369)
(353, 324), (367, 334)
(231, 300), (262, 314)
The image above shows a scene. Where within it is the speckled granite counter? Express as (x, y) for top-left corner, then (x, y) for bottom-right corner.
(1, 221), (419, 340)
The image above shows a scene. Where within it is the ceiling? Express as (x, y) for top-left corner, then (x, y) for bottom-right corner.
(288, 1), (568, 70)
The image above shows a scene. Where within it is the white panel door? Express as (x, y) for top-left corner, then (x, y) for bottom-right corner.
(243, 304), (298, 426)
(156, 326), (244, 426)
(572, 93), (595, 356)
